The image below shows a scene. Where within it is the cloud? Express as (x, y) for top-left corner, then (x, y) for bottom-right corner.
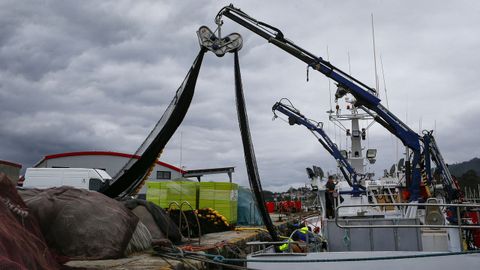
(1, 0), (479, 192)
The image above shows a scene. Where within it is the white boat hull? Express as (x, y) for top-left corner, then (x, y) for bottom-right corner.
(247, 251), (480, 270)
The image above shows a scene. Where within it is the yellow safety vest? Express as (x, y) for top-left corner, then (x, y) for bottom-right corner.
(279, 227), (308, 251)
(279, 238), (292, 251)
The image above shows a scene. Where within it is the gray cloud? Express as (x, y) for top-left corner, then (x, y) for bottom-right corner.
(1, 0), (479, 192)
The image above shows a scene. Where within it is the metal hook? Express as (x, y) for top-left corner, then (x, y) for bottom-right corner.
(214, 13), (224, 39)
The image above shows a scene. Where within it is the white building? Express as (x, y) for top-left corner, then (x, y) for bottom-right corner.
(34, 151), (184, 196)
(0, 159), (22, 185)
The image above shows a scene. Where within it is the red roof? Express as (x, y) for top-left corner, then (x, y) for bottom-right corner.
(38, 151), (185, 173)
(0, 160), (22, 169)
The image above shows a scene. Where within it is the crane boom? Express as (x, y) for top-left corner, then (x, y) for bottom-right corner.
(272, 100), (365, 194)
(207, 4), (459, 202)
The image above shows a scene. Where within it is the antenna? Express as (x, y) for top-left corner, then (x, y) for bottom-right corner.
(405, 94), (409, 125)
(380, 53), (396, 163)
(380, 54), (390, 109)
(347, 51), (352, 76)
(327, 46), (333, 112)
(179, 130), (183, 169)
(371, 13), (380, 97)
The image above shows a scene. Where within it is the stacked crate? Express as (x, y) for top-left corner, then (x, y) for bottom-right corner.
(199, 182), (238, 224)
(146, 181), (198, 209)
(146, 180), (238, 224)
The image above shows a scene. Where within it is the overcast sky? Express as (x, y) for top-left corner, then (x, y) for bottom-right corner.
(1, 0), (479, 191)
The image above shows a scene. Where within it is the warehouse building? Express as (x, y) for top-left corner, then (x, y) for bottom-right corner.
(34, 151), (184, 187)
(0, 159), (22, 185)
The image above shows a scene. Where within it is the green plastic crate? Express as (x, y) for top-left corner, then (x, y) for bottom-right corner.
(198, 182), (238, 224)
(146, 181), (198, 209)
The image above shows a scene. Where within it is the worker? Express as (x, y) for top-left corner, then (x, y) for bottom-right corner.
(279, 238), (293, 252)
(325, 175), (336, 218)
(279, 224), (310, 252)
(279, 223), (322, 252)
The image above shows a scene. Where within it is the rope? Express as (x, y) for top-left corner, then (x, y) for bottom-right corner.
(131, 150), (163, 196)
(235, 227), (269, 233)
(157, 248), (251, 270)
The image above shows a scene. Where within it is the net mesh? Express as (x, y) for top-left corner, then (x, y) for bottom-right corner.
(233, 51), (278, 241)
(102, 49), (206, 198)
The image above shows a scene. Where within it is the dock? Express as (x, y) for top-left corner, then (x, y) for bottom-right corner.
(65, 227), (271, 269)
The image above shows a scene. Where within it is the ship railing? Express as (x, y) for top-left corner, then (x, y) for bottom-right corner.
(246, 241), (306, 256)
(246, 226), (325, 255)
(334, 202), (480, 229)
(334, 202), (480, 251)
(246, 240), (322, 256)
(335, 203), (480, 231)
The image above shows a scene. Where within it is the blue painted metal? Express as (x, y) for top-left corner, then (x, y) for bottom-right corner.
(272, 101), (363, 195)
(219, 5), (457, 201)
(423, 134), (433, 185)
(422, 131), (459, 201)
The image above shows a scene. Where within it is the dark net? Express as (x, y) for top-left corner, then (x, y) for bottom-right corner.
(102, 49), (206, 198)
(233, 51), (278, 241)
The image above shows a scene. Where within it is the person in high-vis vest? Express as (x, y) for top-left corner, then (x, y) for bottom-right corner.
(278, 238), (293, 251)
(279, 226), (309, 252)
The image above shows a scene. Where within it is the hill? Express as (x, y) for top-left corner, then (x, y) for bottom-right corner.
(448, 158), (480, 194)
(448, 158), (480, 177)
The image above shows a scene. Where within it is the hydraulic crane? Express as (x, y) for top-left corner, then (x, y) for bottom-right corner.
(272, 99), (365, 195)
(202, 4), (460, 202)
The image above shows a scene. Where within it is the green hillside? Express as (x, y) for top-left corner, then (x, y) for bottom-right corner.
(448, 158), (480, 177)
(448, 158), (480, 193)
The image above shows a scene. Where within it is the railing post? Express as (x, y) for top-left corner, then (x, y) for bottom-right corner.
(456, 206), (463, 251)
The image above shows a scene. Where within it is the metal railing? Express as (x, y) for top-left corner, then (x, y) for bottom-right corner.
(334, 202), (480, 252)
(246, 227), (325, 255)
(167, 201), (202, 245)
(247, 241), (303, 256)
(334, 202), (480, 229)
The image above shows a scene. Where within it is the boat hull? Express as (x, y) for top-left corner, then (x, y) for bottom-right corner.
(247, 251), (480, 270)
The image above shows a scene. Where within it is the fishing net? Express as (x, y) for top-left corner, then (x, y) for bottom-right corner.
(123, 199), (183, 244)
(19, 187), (139, 260)
(0, 173), (60, 269)
(102, 49), (206, 198)
(233, 51), (278, 241)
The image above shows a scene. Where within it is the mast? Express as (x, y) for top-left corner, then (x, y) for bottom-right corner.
(371, 13), (380, 96)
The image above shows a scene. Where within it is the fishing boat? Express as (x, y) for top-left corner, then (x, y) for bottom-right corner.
(195, 5), (480, 268)
(245, 97), (480, 269)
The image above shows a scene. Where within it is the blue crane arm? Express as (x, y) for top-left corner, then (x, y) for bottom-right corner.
(422, 131), (462, 201)
(272, 101), (365, 193)
(212, 5), (455, 201)
(218, 5), (420, 151)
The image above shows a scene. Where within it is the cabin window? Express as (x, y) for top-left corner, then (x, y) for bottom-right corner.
(156, 171), (171, 180)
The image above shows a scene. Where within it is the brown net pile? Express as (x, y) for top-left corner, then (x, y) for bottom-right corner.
(19, 187), (139, 260)
(0, 173), (60, 270)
